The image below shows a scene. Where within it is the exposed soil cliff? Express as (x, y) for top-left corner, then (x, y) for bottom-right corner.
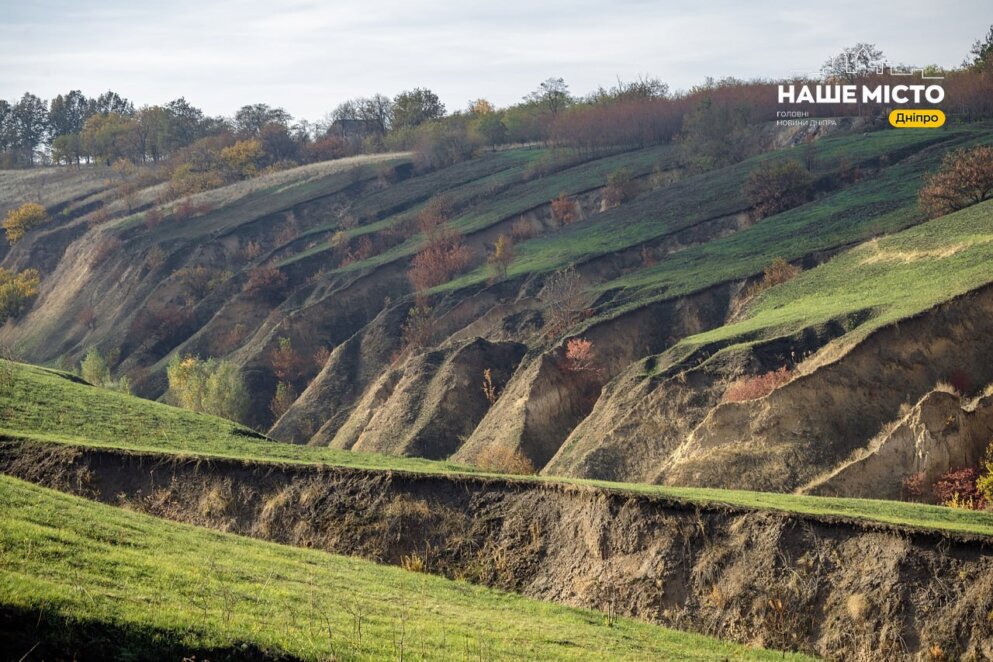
(664, 284), (993, 492)
(805, 391), (993, 500)
(3, 439), (991, 661)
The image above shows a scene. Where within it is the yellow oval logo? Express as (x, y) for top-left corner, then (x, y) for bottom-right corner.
(888, 109), (945, 128)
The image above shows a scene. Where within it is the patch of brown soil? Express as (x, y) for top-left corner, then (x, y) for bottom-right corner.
(804, 391), (993, 500)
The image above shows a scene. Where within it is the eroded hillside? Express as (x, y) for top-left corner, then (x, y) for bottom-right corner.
(3, 122), (993, 500)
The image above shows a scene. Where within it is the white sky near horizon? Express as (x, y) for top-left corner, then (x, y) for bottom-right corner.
(0, 0), (989, 123)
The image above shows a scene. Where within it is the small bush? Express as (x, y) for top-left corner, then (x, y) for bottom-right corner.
(0, 267), (41, 323)
(80, 347), (111, 387)
(723, 366), (792, 403)
(901, 472), (928, 500)
(2, 202), (48, 245)
(510, 217), (536, 241)
(482, 368), (499, 405)
(242, 240), (264, 261)
(744, 160), (814, 220)
(564, 338), (597, 374)
(408, 230), (473, 292)
(541, 266), (585, 339)
(270, 336), (309, 386)
(79, 347), (130, 393)
(269, 380), (297, 420)
(918, 145), (993, 219)
(401, 304), (435, 350)
(220, 139), (265, 179)
(933, 467), (987, 510)
(204, 360), (250, 423)
(487, 234), (514, 281)
(475, 445), (536, 475)
(412, 122), (480, 171)
(417, 194), (457, 233)
(401, 552), (427, 573)
(977, 441), (993, 506)
(550, 192), (579, 225)
(166, 354), (249, 423)
(244, 266), (289, 303)
(745, 258), (801, 299)
(352, 235), (375, 261)
(602, 167), (634, 208)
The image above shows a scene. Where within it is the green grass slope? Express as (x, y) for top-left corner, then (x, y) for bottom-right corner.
(0, 475), (810, 661)
(4, 361), (993, 537)
(280, 143), (679, 271)
(0, 363), (472, 474)
(441, 126), (988, 298)
(670, 197), (993, 360)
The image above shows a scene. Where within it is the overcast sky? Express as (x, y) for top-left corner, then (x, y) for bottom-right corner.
(1, 0), (989, 121)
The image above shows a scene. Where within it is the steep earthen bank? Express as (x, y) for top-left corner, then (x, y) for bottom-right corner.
(3, 438), (991, 661)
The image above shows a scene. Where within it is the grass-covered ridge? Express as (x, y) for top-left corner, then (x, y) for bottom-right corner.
(4, 361), (993, 537)
(0, 475), (809, 661)
(0, 363), (474, 474)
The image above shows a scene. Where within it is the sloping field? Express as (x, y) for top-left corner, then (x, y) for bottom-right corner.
(0, 475), (806, 661)
(664, 197), (993, 366)
(3, 123), (993, 495)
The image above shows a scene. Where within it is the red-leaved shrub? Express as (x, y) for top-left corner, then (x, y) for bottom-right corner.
(564, 338), (597, 373)
(723, 366), (792, 403)
(550, 192), (578, 225)
(408, 230), (473, 292)
(933, 467), (987, 509)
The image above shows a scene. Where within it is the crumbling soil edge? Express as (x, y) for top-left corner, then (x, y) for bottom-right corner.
(2, 437), (993, 660)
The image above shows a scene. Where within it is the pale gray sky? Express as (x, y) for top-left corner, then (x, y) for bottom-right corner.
(0, 0), (988, 121)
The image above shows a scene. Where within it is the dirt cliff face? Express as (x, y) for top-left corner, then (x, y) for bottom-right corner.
(3, 439), (991, 661)
(807, 391), (993, 500)
(662, 284), (993, 492)
(330, 337), (526, 459)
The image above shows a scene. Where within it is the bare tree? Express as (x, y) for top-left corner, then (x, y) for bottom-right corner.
(525, 78), (571, 116)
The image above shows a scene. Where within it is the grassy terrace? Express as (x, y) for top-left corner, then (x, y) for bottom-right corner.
(440, 127), (980, 296)
(3, 362), (993, 537)
(667, 198), (993, 359)
(290, 149), (543, 243)
(283, 143), (680, 271)
(113, 153), (412, 248)
(0, 475), (810, 661)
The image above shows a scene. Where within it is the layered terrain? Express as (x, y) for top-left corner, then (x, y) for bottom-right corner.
(2, 363), (992, 660)
(3, 123), (993, 498)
